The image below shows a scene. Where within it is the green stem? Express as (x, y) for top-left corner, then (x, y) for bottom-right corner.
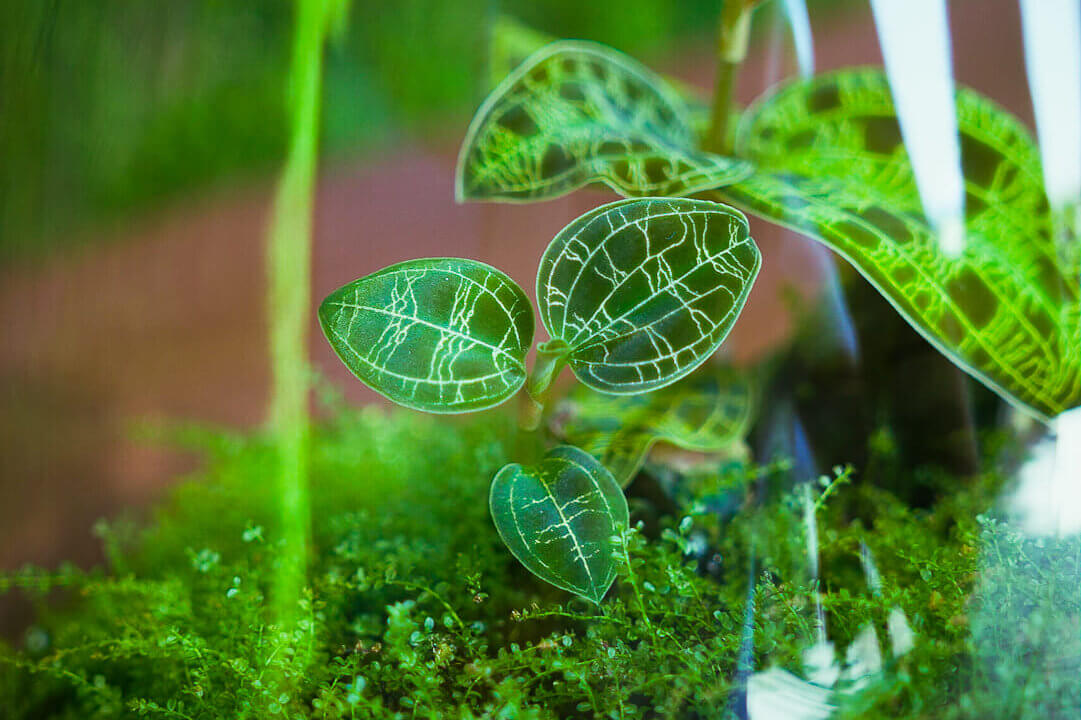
(520, 340), (569, 431)
(621, 529), (653, 633)
(704, 1), (755, 154)
(265, 0), (332, 702)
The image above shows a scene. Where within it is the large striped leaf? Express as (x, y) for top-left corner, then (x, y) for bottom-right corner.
(557, 365), (754, 486)
(717, 69), (1080, 421)
(457, 41), (751, 203)
(537, 197), (761, 395)
(318, 258), (534, 413)
(490, 445), (628, 603)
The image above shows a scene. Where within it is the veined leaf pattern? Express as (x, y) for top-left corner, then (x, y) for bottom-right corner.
(490, 445), (629, 604)
(716, 69), (1080, 421)
(318, 258), (534, 414)
(457, 41), (751, 203)
(537, 198), (761, 395)
(558, 365), (753, 486)
(650, 365), (754, 449)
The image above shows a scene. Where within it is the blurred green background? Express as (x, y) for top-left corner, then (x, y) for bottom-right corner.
(0, 0), (851, 263)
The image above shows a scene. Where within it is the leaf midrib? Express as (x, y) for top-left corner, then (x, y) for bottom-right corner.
(329, 302), (524, 368)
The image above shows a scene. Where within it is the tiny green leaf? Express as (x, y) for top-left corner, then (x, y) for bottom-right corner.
(490, 445), (629, 604)
(558, 365), (754, 486)
(537, 197), (761, 395)
(457, 41), (751, 202)
(318, 258), (534, 413)
(717, 69), (1081, 421)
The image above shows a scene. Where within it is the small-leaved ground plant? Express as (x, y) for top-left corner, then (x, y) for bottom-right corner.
(1, 407), (1076, 718)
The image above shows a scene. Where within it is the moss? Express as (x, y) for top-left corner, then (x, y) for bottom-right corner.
(1, 406), (1077, 718)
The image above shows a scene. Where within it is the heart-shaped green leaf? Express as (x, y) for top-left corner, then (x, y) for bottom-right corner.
(490, 445), (628, 604)
(318, 258), (534, 413)
(536, 197), (761, 395)
(558, 365), (754, 485)
(716, 69), (1080, 421)
(457, 41), (752, 203)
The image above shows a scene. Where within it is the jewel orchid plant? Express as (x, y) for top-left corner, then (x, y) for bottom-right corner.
(320, 4), (1080, 603)
(320, 197), (761, 602)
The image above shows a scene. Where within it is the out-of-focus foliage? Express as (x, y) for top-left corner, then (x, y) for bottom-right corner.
(0, 0), (742, 262)
(0, 1), (297, 258)
(556, 363), (753, 486)
(1, 403), (1075, 718)
(0, 0), (863, 263)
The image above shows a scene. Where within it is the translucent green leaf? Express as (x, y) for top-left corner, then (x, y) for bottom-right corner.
(487, 15), (554, 90)
(717, 69), (1081, 421)
(457, 41), (752, 203)
(490, 445), (628, 603)
(578, 433), (655, 490)
(318, 258), (534, 413)
(537, 197), (761, 395)
(558, 365), (754, 486)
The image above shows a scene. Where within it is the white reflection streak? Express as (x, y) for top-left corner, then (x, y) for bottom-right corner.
(1052, 408), (1081, 536)
(870, 0), (966, 256)
(1019, 0), (1081, 537)
(782, 0), (814, 78)
(1020, 0), (1081, 213)
(778, 0), (859, 363)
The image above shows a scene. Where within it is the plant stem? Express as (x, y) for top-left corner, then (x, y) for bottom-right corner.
(621, 528), (653, 632)
(520, 340), (569, 431)
(265, 0), (332, 694)
(704, 1), (755, 154)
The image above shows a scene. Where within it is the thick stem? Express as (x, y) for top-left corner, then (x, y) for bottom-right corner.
(520, 340), (569, 431)
(265, 0), (331, 696)
(704, 1), (755, 154)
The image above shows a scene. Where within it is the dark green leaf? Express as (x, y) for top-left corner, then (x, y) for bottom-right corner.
(318, 258), (534, 413)
(557, 365), (754, 486)
(457, 41), (751, 202)
(490, 445), (629, 603)
(717, 69), (1080, 421)
(537, 197), (761, 395)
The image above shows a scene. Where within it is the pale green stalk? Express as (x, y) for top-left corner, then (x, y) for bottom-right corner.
(704, 0), (755, 154)
(265, 0), (334, 702)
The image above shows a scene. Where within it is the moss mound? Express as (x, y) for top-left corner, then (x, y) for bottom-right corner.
(1, 407), (1077, 718)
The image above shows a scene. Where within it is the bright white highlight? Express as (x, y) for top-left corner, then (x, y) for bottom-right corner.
(745, 525), (917, 718)
(747, 668), (834, 720)
(1020, 0), (1081, 211)
(1053, 408), (1081, 534)
(1010, 408), (1081, 536)
(783, 0), (815, 78)
(870, 0), (966, 256)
